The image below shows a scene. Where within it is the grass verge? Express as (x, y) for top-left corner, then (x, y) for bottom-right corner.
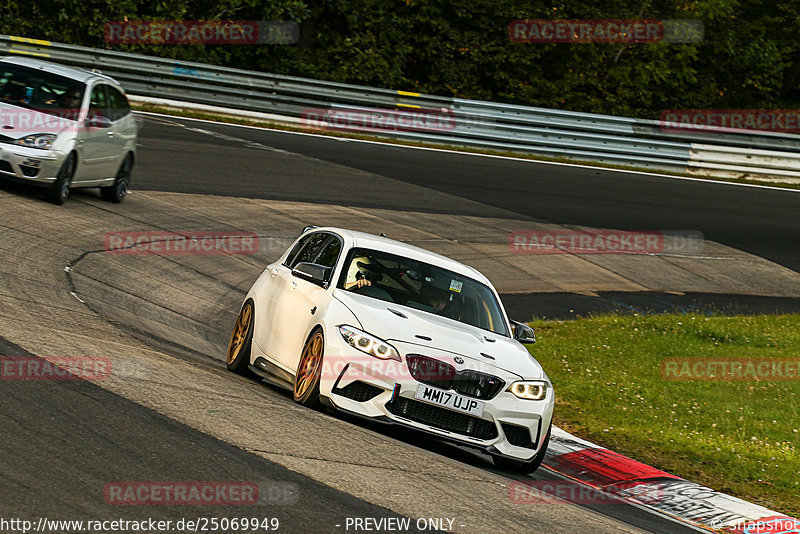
(528, 313), (800, 517)
(131, 103), (800, 191)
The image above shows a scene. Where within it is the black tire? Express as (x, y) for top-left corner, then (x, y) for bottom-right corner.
(293, 328), (324, 408)
(44, 153), (75, 205)
(101, 155), (132, 203)
(226, 300), (254, 375)
(493, 423), (552, 474)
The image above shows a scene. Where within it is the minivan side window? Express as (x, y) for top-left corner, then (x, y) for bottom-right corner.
(107, 86), (130, 121)
(89, 84), (109, 119)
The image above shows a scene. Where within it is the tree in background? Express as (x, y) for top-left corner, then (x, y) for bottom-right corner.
(1, 0), (796, 117)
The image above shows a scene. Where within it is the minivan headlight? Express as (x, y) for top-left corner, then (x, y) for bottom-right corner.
(13, 134), (57, 150)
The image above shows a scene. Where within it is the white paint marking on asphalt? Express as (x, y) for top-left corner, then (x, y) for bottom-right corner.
(185, 127), (292, 154)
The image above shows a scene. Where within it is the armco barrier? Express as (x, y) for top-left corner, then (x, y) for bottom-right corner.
(2, 34), (800, 182)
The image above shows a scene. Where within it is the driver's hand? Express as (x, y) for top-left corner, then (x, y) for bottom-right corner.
(355, 278), (372, 288)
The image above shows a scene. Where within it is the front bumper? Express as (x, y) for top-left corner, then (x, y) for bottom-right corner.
(0, 143), (63, 186)
(322, 331), (554, 461)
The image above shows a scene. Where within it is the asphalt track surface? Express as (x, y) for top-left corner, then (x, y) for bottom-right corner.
(4, 112), (796, 533)
(0, 334), (701, 534)
(134, 116), (800, 275)
(0, 336), (425, 533)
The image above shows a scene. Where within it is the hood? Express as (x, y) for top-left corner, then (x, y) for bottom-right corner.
(334, 290), (545, 380)
(0, 101), (80, 138)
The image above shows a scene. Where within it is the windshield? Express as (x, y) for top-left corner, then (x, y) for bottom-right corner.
(0, 63), (85, 120)
(337, 247), (509, 336)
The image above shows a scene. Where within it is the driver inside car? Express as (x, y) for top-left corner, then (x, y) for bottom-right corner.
(344, 256), (375, 290)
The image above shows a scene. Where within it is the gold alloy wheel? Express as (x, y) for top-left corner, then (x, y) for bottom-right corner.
(294, 332), (324, 399)
(227, 304), (252, 365)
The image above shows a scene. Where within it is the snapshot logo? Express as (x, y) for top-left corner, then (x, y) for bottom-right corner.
(509, 19), (703, 43)
(509, 230), (704, 255)
(661, 358), (800, 381)
(508, 481), (665, 505)
(720, 516), (800, 534)
(104, 231), (258, 256)
(660, 109), (800, 134)
(0, 356), (111, 381)
(104, 20), (299, 45)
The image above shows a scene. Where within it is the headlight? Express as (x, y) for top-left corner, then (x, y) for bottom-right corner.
(13, 134), (57, 150)
(339, 325), (401, 361)
(508, 380), (548, 400)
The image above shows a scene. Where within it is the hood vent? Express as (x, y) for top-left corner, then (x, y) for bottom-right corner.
(415, 335), (432, 341)
(387, 308), (407, 318)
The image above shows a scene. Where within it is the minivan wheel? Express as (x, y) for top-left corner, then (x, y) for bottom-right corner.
(44, 153), (75, 205)
(101, 155), (132, 203)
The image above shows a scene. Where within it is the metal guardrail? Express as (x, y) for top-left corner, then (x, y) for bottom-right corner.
(2, 34), (799, 181)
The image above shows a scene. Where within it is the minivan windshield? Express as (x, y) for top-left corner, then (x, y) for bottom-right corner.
(0, 63), (85, 120)
(338, 247), (509, 337)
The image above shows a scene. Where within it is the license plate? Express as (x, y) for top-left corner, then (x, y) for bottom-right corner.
(415, 384), (484, 417)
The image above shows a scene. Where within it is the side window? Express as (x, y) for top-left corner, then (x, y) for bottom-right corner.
(107, 86), (130, 121)
(89, 84), (109, 119)
(314, 237), (342, 281)
(287, 232), (328, 269)
(283, 234), (312, 268)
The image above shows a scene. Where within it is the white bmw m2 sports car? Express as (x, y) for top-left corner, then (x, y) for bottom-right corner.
(227, 226), (554, 473)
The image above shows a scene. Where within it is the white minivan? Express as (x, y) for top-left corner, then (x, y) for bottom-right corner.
(0, 57), (137, 204)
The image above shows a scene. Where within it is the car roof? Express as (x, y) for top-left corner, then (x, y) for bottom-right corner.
(310, 227), (491, 285)
(0, 56), (122, 87)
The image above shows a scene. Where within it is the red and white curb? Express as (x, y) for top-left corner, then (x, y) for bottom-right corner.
(528, 427), (799, 533)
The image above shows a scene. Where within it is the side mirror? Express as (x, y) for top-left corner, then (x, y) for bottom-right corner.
(292, 262), (330, 288)
(86, 114), (112, 129)
(511, 320), (536, 344)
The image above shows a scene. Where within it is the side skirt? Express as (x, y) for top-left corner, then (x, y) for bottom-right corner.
(249, 356), (294, 391)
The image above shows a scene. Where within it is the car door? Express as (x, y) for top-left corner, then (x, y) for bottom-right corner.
(76, 83), (117, 183)
(268, 233), (342, 371)
(106, 85), (135, 172)
(253, 232), (316, 359)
